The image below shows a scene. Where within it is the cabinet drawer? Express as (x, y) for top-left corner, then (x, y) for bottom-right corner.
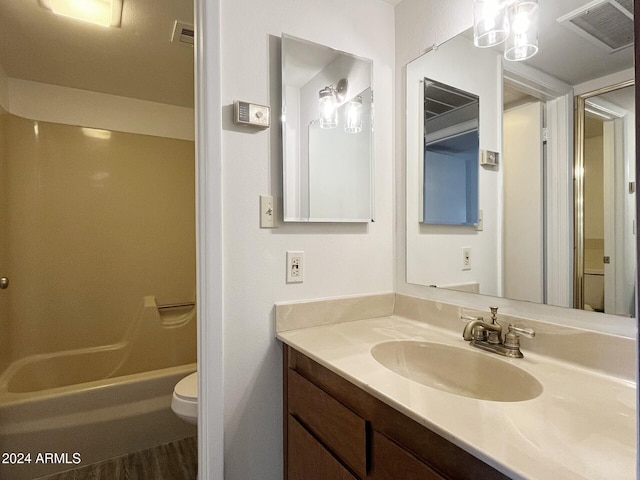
(288, 415), (357, 480)
(288, 369), (367, 478)
(370, 430), (445, 480)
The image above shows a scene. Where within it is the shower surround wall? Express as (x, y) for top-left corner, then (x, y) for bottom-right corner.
(0, 113), (9, 374)
(0, 113), (196, 386)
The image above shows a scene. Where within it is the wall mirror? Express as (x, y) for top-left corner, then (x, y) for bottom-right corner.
(406, 0), (636, 319)
(281, 34), (374, 222)
(422, 78), (480, 226)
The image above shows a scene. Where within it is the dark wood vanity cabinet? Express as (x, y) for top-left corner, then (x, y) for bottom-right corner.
(283, 345), (510, 480)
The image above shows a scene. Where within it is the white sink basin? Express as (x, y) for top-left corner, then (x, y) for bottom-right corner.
(371, 340), (543, 402)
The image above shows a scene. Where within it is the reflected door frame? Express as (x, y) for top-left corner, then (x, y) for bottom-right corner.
(574, 80), (634, 312)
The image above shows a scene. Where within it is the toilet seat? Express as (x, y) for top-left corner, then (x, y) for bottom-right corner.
(171, 372), (198, 425)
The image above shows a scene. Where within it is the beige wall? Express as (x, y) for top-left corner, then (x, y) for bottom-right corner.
(0, 114), (9, 371)
(2, 114), (195, 363)
(585, 134), (604, 271)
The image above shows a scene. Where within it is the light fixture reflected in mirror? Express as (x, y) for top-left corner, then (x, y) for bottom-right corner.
(473, 0), (539, 61)
(344, 96), (363, 133)
(318, 78), (348, 129)
(318, 85), (338, 129)
(504, 0), (539, 61)
(473, 0), (509, 48)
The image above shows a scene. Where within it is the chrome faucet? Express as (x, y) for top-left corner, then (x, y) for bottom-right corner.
(461, 306), (535, 358)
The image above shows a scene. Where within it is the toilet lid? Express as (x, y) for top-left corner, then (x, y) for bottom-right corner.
(174, 372), (198, 400)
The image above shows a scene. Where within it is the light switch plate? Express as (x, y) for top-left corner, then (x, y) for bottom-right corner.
(260, 195), (275, 228)
(475, 209), (484, 231)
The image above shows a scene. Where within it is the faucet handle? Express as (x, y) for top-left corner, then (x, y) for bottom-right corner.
(508, 324), (535, 338)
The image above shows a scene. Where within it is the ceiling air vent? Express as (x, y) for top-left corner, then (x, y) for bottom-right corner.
(557, 0), (633, 53)
(171, 20), (194, 46)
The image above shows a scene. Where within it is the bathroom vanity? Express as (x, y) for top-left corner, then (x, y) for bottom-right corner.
(284, 345), (508, 479)
(276, 293), (636, 480)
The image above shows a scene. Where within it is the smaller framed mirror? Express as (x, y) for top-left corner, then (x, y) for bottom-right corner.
(281, 34), (374, 222)
(421, 78), (479, 225)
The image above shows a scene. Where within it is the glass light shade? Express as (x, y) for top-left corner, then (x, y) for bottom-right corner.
(319, 87), (338, 129)
(473, 0), (510, 48)
(41, 0), (122, 27)
(504, 1), (539, 61)
(344, 96), (363, 133)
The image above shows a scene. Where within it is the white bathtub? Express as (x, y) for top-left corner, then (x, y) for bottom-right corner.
(0, 364), (197, 480)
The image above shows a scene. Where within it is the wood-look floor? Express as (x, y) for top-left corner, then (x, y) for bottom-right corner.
(36, 437), (197, 480)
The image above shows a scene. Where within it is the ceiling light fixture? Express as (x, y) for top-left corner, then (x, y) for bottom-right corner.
(473, 0), (510, 48)
(473, 0), (539, 61)
(39, 0), (123, 28)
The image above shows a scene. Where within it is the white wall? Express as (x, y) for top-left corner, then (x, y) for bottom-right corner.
(220, 0), (394, 478)
(405, 33), (502, 295)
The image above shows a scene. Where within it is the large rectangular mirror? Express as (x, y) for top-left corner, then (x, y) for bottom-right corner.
(281, 34), (374, 222)
(406, 0), (636, 319)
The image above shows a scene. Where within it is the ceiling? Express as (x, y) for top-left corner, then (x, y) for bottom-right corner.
(524, 0), (633, 85)
(0, 0), (632, 110)
(0, 0), (194, 108)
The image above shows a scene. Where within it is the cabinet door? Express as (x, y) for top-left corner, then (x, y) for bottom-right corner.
(288, 369), (367, 477)
(288, 415), (357, 480)
(370, 430), (446, 480)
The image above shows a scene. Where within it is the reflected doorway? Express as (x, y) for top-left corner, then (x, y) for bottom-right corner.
(575, 82), (636, 316)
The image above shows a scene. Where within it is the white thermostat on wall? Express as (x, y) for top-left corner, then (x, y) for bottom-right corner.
(233, 101), (270, 128)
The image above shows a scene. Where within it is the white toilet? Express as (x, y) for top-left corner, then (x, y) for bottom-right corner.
(171, 372), (198, 425)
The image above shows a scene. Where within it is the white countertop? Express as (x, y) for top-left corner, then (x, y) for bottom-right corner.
(278, 315), (636, 480)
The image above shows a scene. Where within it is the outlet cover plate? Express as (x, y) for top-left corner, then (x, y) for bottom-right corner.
(462, 247), (471, 271)
(286, 251), (304, 283)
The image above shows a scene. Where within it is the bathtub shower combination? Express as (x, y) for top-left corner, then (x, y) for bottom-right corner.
(0, 116), (198, 480)
(0, 297), (197, 480)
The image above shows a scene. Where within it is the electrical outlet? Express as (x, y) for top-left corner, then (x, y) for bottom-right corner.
(462, 247), (471, 271)
(286, 251), (304, 283)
